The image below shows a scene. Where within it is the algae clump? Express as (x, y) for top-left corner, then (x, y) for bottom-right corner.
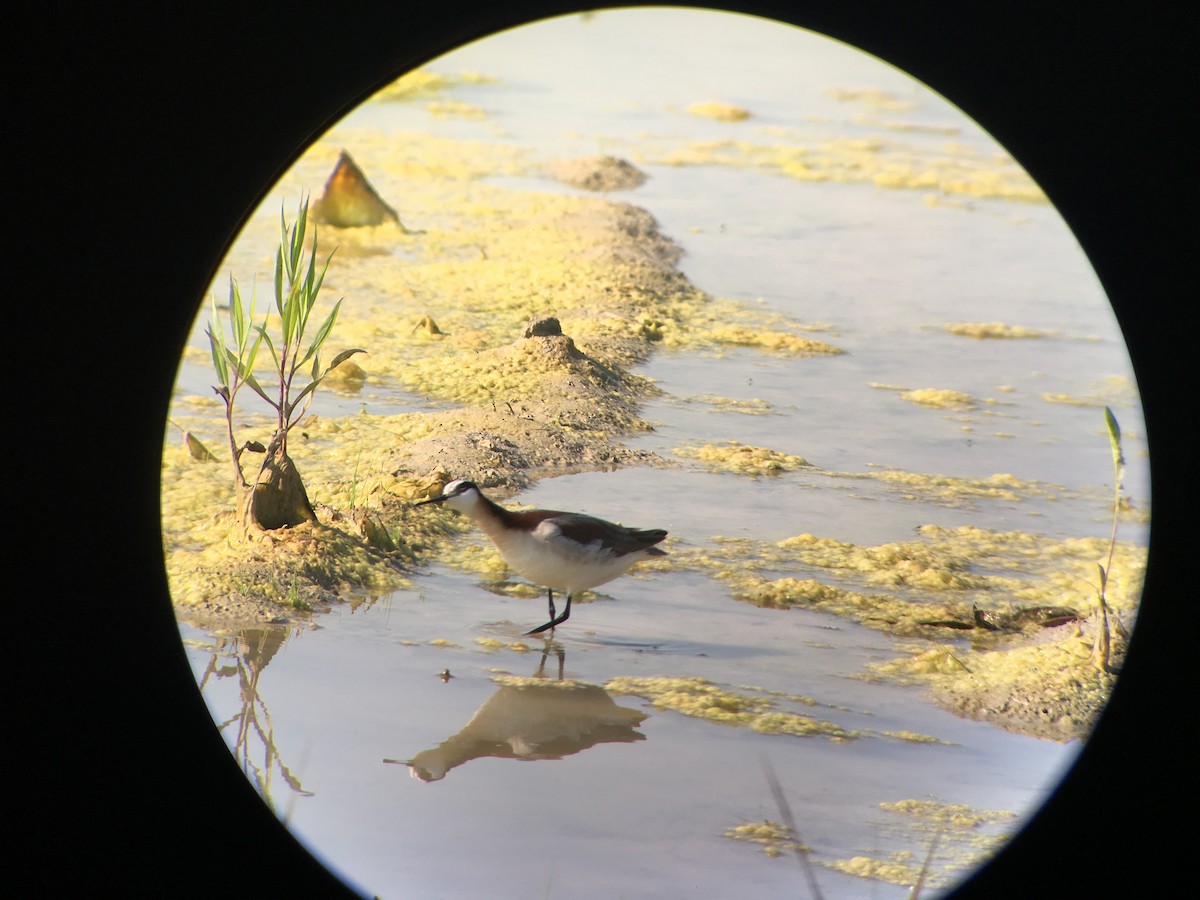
(724, 820), (806, 857)
(605, 676), (859, 740)
(674, 440), (811, 476)
(687, 101), (751, 121)
(901, 388), (976, 409)
(943, 321), (1053, 339)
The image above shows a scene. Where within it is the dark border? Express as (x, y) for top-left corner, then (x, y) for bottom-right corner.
(15, 2), (1187, 897)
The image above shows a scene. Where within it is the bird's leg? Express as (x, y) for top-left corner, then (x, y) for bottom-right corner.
(524, 594), (572, 636)
(547, 588), (556, 621)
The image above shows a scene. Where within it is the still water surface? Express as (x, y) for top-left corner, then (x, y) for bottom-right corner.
(175, 9), (1146, 898)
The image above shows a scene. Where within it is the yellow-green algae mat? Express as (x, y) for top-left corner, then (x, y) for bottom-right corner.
(660, 519), (1142, 741)
(603, 676), (951, 744)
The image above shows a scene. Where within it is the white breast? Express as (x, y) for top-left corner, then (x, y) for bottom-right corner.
(489, 520), (649, 594)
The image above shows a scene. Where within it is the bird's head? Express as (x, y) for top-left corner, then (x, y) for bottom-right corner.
(413, 479), (481, 514)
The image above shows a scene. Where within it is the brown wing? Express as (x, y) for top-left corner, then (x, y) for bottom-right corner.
(549, 513), (667, 557)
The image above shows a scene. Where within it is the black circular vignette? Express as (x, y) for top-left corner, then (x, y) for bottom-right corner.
(14, 2), (1190, 896)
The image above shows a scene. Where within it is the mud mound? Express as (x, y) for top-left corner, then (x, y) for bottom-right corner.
(545, 155), (648, 192)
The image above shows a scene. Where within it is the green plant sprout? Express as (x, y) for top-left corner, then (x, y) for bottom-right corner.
(1094, 405), (1126, 671)
(207, 197), (364, 531)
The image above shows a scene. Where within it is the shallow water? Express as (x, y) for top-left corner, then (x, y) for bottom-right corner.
(173, 8), (1147, 898)
(180, 570), (1074, 899)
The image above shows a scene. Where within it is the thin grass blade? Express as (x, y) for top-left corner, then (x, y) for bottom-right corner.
(760, 755), (823, 900)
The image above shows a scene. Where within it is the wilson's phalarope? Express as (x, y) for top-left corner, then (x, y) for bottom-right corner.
(415, 479), (668, 634)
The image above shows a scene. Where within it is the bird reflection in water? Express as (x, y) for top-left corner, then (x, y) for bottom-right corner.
(389, 641), (647, 782)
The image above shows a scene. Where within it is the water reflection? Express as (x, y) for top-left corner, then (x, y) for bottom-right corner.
(391, 643), (648, 782)
(197, 626), (314, 809)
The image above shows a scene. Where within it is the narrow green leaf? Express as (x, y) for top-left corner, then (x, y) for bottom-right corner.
(300, 299), (343, 367)
(1103, 406), (1124, 471)
(282, 285), (298, 345)
(184, 431), (218, 462)
(221, 345), (246, 380)
(243, 326), (266, 376)
(303, 235), (318, 299)
(295, 290), (314, 341)
(243, 279), (261, 352)
(274, 247), (285, 318)
(207, 324), (229, 387)
(297, 195), (309, 235)
(229, 276), (246, 348)
(289, 200), (306, 276)
(309, 250), (334, 311)
(278, 206), (294, 283)
(258, 326), (281, 374)
(207, 295), (230, 383)
(329, 348), (367, 370)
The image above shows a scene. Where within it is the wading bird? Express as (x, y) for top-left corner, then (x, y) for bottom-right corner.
(415, 479), (667, 634)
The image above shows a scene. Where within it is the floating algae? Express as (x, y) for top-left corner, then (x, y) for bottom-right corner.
(823, 87), (915, 110)
(723, 820), (807, 857)
(660, 522), (1144, 738)
(878, 799), (1017, 829)
(1039, 375), (1139, 411)
(943, 321), (1054, 339)
(814, 798), (1017, 889)
(727, 793), (1014, 886)
(872, 799), (1015, 885)
(822, 854), (925, 887)
(604, 676), (860, 740)
(675, 523), (1142, 631)
(900, 388), (976, 409)
(673, 440), (811, 477)
(426, 100), (487, 119)
(686, 100), (751, 121)
(646, 128), (1046, 203)
(853, 468), (1065, 507)
(473, 638), (533, 654)
(685, 395), (775, 415)
(702, 324), (843, 356)
(880, 730), (954, 745)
